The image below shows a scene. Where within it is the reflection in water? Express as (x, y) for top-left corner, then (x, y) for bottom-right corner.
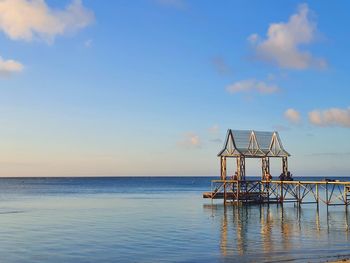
(204, 204), (350, 262)
(260, 205), (272, 255)
(220, 207), (228, 256)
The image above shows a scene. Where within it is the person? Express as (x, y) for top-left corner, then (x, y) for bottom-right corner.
(263, 172), (271, 181)
(268, 173), (272, 181)
(233, 171), (238, 181)
(279, 172), (284, 181)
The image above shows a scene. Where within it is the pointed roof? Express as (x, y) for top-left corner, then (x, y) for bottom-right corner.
(218, 129), (290, 157)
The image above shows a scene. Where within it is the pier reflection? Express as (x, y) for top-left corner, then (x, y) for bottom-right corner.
(203, 204), (350, 261)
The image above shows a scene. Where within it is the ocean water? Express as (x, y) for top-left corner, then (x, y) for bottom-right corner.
(0, 176), (349, 263)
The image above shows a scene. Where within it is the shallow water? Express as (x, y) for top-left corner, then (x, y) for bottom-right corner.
(0, 177), (349, 263)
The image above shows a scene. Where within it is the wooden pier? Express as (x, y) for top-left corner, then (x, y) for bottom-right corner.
(203, 179), (350, 206)
(204, 129), (350, 206)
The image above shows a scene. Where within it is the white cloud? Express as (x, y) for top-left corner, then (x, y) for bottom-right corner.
(284, 108), (301, 124)
(309, 107), (350, 127)
(0, 56), (23, 76)
(249, 4), (326, 69)
(0, 0), (94, 43)
(178, 132), (201, 148)
(226, 79), (279, 94)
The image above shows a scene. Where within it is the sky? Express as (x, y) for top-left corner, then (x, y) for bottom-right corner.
(0, 0), (350, 177)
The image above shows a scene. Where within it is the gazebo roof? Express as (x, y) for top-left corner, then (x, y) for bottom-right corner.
(218, 129), (290, 158)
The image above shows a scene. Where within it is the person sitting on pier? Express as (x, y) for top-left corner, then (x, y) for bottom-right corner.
(279, 173), (285, 181)
(264, 173), (272, 181)
(285, 171), (293, 181)
(279, 172), (293, 181)
(233, 171), (238, 181)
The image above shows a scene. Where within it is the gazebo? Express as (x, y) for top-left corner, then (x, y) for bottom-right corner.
(217, 129), (290, 181)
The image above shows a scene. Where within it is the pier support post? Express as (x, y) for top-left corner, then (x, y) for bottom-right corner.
(326, 182), (329, 206)
(237, 156), (246, 181)
(220, 157), (227, 180)
(344, 185), (348, 206)
(261, 157), (270, 180)
(223, 181), (226, 204)
(237, 180), (240, 203)
(280, 182), (284, 203)
(282, 157), (288, 176)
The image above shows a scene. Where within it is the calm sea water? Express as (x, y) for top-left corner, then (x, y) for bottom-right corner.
(0, 176), (349, 263)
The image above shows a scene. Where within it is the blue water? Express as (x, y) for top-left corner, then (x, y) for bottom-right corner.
(0, 176), (349, 263)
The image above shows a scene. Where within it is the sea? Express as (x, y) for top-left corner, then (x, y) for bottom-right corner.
(0, 176), (349, 263)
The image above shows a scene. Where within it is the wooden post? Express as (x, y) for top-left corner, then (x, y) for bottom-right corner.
(280, 182), (283, 203)
(261, 158), (265, 180)
(221, 157), (227, 180)
(224, 182), (226, 203)
(316, 184), (319, 206)
(261, 157), (270, 180)
(237, 180), (240, 204)
(326, 182), (329, 206)
(344, 185), (347, 206)
(237, 155), (246, 181)
(259, 181), (262, 203)
(282, 157), (288, 176)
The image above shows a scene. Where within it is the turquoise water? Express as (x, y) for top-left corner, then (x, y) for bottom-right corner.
(0, 177), (349, 262)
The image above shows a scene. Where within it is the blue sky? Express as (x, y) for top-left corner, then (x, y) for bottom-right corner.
(0, 0), (350, 176)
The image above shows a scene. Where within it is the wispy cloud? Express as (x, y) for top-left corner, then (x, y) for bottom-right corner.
(210, 138), (222, 143)
(84, 39), (93, 48)
(208, 125), (221, 143)
(308, 107), (350, 127)
(178, 132), (201, 148)
(211, 57), (233, 76)
(208, 124), (219, 134)
(248, 4), (326, 69)
(284, 108), (301, 124)
(0, 56), (23, 77)
(0, 0), (94, 43)
(226, 79), (280, 95)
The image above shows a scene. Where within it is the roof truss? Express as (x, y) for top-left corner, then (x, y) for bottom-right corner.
(218, 129), (290, 158)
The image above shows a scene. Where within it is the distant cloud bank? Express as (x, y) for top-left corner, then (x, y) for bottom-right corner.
(249, 4), (326, 70)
